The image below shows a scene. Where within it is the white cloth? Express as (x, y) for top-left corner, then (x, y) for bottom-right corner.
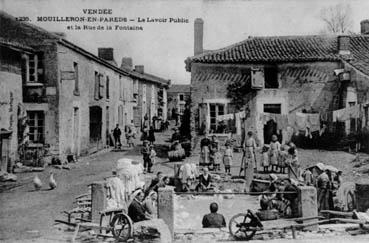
(216, 113), (233, 121)
(106, 177), (127, 209)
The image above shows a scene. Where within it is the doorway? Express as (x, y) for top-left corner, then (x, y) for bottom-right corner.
(263, 103), (282, 144)
(89, 106), (102, 143)
(264, 119), (277, 144)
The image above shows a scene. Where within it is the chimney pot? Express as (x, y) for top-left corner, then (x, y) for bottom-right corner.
(134, 65), (144, 74)
(361, 19), (369, 34)
(98, 48), (114, 61)
(338, 35), (350, 55)
(121, 57), (133, 70)
(194, 18), (204, 55)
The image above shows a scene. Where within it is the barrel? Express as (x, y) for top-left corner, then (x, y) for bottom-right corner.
(355, 179), (369, 212)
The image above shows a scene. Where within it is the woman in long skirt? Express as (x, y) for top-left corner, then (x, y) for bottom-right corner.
(200, 133), (211, 167)
(241, 131), (257, 192)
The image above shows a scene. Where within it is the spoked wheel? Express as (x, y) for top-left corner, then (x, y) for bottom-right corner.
(229, 210), (263, 241)
(110, 213), (133, 242)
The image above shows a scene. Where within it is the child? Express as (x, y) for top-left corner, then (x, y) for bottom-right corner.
(149, 145), (157, 171)
(141, 141), (150, 173)
(223, 144), (233, 175)
(278, 145), (289, 174)
(269, 135), (281, 172)
(261, 145), (270, 173)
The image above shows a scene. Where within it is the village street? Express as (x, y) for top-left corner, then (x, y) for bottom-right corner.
(1, 122), (369, 242)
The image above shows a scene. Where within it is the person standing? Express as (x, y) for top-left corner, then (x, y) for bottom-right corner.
(200, 132), (211, 167)
(126, 127), (135, 147)
(141, 141), (151, 173)
(241, 131), (257, 192)
(148, 145), (156, 173)
(286, 143), (300, 181)
(209, 135), (220, 171)
(113, 124), (122, 149)
(317, 168), (331, 211)
(268, 135), (281, 172)
(223, 144), (233, 175)
(148, 126), (155, 145)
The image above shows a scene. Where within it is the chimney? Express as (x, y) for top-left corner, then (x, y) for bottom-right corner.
(338, 35), (350, 55)
(361, 19), (369, 34)
(194, 18), (204, 55)
(121, 57), (133, 70)
(134, 65), (144, 74)
(98, 48), (114, 61)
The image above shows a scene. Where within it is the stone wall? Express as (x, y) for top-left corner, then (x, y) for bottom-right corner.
(0, 47), (23, 169)
(57, 44), (130, 157)
(190, 61), (341, 145)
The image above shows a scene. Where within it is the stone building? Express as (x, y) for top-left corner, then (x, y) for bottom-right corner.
(0, 11), (169, 160)
(185, 18), (369, 146)
(167, 84), (191, 119)
(0, 39), (30, 172)
(120, 59), (170, 129)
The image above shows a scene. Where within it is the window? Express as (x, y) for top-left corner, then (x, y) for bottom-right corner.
(179, 94), (184, 101)
(73, 62), (79, 95)
(209, 104), (225, 132)
(106, 76), (110, 99)
(24, 53), (43, 83)
(179, 104), (185, 114)
(99, 74), (104, 99)
(27, 111), (45, 143)
(348, 102), (356, 107)
(264, 66), (279, 89)
(94, 71), (99, 100)
(264, 104), (281, 114)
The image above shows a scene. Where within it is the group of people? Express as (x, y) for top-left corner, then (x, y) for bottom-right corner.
(260, 135), (300, 179)
(200, 133), (233, 174)
(127, 171), (171, 223)
(112, 123), (136, 149)
(301, 163), (343, 212)
(141, 140), (157, 173)
(258, 175), (299, 217)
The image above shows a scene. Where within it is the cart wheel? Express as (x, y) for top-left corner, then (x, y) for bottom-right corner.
(110, 213), (133, 242)
(229, 211), (261, 241)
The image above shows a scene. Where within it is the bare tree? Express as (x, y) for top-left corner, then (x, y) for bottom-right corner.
(320, 3), (353, 34)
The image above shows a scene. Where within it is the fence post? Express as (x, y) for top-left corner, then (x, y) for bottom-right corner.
(297, 186), (318, 231)
(158, 187), (174, 240)
(91, 181), (107, 223)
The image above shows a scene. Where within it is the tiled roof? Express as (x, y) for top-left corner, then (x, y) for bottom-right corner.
(186, 35), (369, 76)
(0, 37), (34, 52)
(193, 70), (251, 84)
(168, 84), (191, 93)
(132, 72), (171, 87)
(343, 36), (369, 76)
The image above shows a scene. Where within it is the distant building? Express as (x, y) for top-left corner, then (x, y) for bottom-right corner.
(0, 11), (169, 161)
(186, 18), (369, 146)
(167, 84), (190, 119)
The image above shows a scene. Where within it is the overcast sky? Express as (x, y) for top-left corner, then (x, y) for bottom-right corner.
(2, 0), (369, 84)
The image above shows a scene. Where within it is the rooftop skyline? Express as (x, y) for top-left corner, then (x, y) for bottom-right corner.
(1, 0), (369, 84)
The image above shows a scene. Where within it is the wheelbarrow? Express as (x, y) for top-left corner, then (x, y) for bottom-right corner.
(71, 207), (133, 242)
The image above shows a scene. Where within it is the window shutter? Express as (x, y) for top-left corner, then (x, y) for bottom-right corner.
(94, 72), (99, 100)
(99, 74), (104, 99)
(251, 67), (264, 89)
